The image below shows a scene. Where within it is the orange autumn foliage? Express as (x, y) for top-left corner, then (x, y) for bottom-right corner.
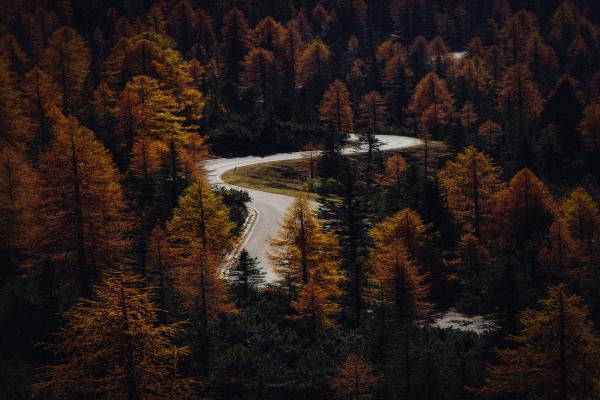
(36, 111), (129, 297)
(486, 168), (555, 239)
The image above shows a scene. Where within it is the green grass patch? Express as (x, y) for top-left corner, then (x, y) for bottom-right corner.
(221, 141), (446, 199)
(222, 159), (319, 199)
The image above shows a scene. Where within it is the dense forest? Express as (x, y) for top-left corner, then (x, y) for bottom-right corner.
(1, 0), (600, 399)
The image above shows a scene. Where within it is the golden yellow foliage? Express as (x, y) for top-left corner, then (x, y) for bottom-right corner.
(438, 147), (504, 236)
(330, 353), (381, 399)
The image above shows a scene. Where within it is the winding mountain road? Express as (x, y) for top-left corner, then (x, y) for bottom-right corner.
(204, 135), (421, 281)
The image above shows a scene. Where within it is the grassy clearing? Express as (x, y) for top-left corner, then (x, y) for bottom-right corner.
(221, 141), (448, 198)
(222, 159), (319, 199)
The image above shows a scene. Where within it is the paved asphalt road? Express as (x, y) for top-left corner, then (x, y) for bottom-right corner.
(204, 135), (422, 281)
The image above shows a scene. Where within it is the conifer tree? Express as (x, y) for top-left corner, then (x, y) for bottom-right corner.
(477, 120), (503, 150)
(0, 145), (39, 276)
(220, 7), (253, 83)
(380, 154), (408, 187)
(428, 36), (450, 76)
(358, 91), (386, 169)
(0, 56), (30, 148)
(33, 269), (194, 399)
(167, 0), (198, 52)
(227, 249), (265, 307)
(239, 47), (277, 106)
(319, 79), (354, 153)
(381, 52), (413, 121)
(37, 111), (128, 297)
(269, 196), (342, 322)
(438, 147), (504, 236)
(318, 159), (372, 326)
(499, 10), (538, 65)
(407, 72), (455, 136)
(296, 38), (333, 98)
(497, 63), (542, 140)
(478, 285), (600, 400)
(408, 35), (430, 80)
(330, 353), (380, 400)
(538, 218), (586, 277)
(40, 26), (90, 115)
(367, 211), (431, 319)
(146, 4), (166, 35)
(486, 168), (555, 241)
(168, 180), (235, 320)
(560, 187), (599, 250)
(254, 16), (285, 52)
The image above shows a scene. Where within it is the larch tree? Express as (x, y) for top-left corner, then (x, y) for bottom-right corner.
(290, 281), (341, 330)
(189, 9), (217, 63)
(269, 195), (343, 325)
(538, 218), (586, 278)
(499, 10), (538, 65)
(380, 154), (408, 188)
(167, 0), (197, 52)
(477, 284), (600, 400)
(319, 79), (354, 154)
(486, 168), (556, 248)
(407, 72), (455, 133)
(146, 3), (166, 35)
(122, 75), (193, 208)
(367, 210), (431, 319)
(91, 81), (117, 146)
(0, 56), (30, 149)
(254, 16), (285, 52)
(105, 37), (133, 90)
(40, 26), (90, 115)
(455, 58), (491, 103)
(560, 187), (599, 250)
(438, 147), (504, 237)
(381, 52), (413, 119)
(330, 353), (381, 400)
(33, 269), (194, 399)
(319, 79), (354, 134)
(278, 20), (303, 93)
(407, 72), (454, 174)
(239, 47), (277, 106)
(428, 36), (450, 76)
(408, 35), (430, 80)
(23, 67), (59, 151)
(358, 91), (387, 168)
(311, 2), (336, 37)
(0, 145), (40, 274)
(295, 37), (333, 98)
(167, 179), (235, 320)
(376, 40), (403, 68)
(477, 120), (503, 150)
(220, 7), (253, 84)
(37, 111), (128, 298)
(496, 63), (543, 139)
